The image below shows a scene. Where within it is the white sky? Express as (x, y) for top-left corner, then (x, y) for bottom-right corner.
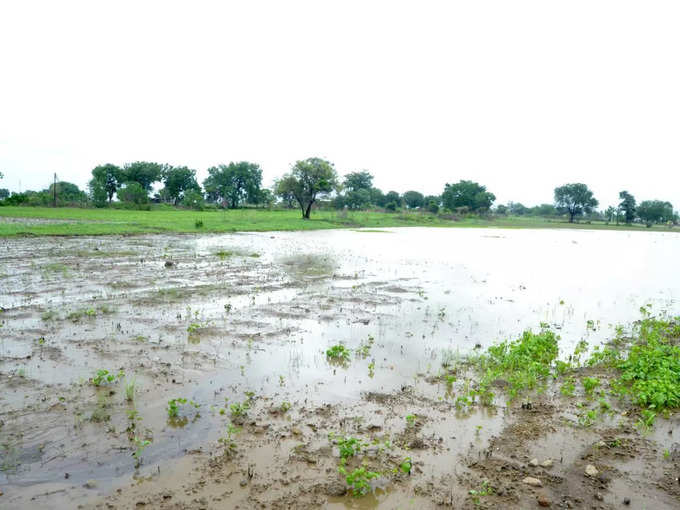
(0, 1), (678, 209)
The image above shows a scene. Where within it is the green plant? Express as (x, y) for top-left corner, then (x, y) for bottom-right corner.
(469, 480), (494, 505)
(91, 369), (124, 387)
(132, 436), (151, 468)
(167, 398), (200, 419)
(560, 378), (576, 397)
(399, 457), (412, 474)
(405, 414), (416, 427)
(582, 377), (601, 397)
(195, 219), (204, 228)
(280, 401), (291, 413)
(230, 401), (250, 418)
(476, 328), (559, 400)
(578, 408), (598, 427)
(326, 344), (351, 363)
(636, 409), (657, 431)
(336, 436), (364, 461)
(356, 335), (375, 358)
(218, 423), (239, 454)
(125, 378), (136, 402)
(339, 465), (380, 496)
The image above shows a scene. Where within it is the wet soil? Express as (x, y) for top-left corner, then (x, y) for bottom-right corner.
(1, 228), (679, 509)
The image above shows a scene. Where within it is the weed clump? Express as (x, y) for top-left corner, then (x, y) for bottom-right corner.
(475, 328), (559, 400)
(326, 344), (351, 364)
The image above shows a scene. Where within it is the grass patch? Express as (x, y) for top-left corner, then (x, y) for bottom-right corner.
(0, 207), (676, 237)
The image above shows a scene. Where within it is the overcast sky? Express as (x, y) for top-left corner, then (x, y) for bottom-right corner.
(1, 1), (678, 209)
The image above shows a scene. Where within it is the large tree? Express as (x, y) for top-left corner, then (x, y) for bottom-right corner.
(89, 164), (124, 204)
(203, 161), (262, 208)
(275, 158), (338, 219)
(441, 180), (495, 212)
(402, 190), (425, 209)
(340, 171), (374, 210)
(122, 161), (165, 192)
(343, 171), (373, 192)
(47, 181), (87, 204)
(118, 181), (149, 206)
(637, 200), (674, 227)
(162, 166), (200, 204)
(618, 191), (636, 224)
(554, 183), (598, 223)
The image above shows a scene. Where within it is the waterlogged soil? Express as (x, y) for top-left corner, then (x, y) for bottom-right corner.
(1, 228), (679, 509)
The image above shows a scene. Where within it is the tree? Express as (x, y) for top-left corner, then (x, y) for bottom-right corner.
(0, 188), (9, 200)
(441, 180), (495, 212)
(344, 189), (371, 210)
(343, 171), (373, 192)
(618, 191), (636, 224)
(530, 203), (557, 217)
(162, 166), (200, 204)
(274, 178), (297, 208)
(89, 164), (123, 203)
(203, 161), (263, 208)
(118, 181), (149, 206)
(637, 200), (674, 227)
(47, 181), (87, 204)
(339, 171), (374, 210)
(402, 191), (425, 209)
(384, 191), (401, 208)
(495, 204), (508, 215)
(508, 202), (528, 216)
(275, 158), (338, 219)
(553, 183), (598, 223)
(369, 188), (385, 207)
(604, 206), (617, 223)
(123, 162), (164, 192)
(182, 188), (205, 210)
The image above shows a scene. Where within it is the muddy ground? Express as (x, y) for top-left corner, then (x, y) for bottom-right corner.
(1, 229), (679, 509)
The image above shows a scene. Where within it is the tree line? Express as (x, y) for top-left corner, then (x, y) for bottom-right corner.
(0, 161), (676, 227)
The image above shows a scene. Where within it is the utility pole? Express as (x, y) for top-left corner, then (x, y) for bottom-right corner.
(53, 173), (57, 207)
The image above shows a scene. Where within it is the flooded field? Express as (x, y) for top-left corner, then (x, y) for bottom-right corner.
(1, 227), (679, 509)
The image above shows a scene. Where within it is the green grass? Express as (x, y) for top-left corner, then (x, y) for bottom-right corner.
(0, 206), (677, 237)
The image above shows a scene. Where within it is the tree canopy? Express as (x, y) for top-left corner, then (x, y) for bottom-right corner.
(402, 190), (425, 209)
(118, 181), (149, 206)
(162, 166), (200, 204)
(203, 162), (263, 208)
(441, 180), (495, 212)
(89, 164), (124, 204)
(618, 191), (636, 224)
(123, 162), (165, 192)
(275, 158), (338, 218)
(637, 200), (674, 226)
(554, 183), (598, 223)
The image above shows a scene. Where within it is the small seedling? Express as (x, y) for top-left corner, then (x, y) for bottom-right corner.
(230, 401), (250, 418)
(399, 457), (412, 475)
(132, 437), (151, 468)
(326, 344), (351, 363)
(91, 369), (124, 387)
(339, 465), (380, 497)
(125, 378), (136, 402)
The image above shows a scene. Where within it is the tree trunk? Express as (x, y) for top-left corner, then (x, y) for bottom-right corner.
(304, 201), (314, 219)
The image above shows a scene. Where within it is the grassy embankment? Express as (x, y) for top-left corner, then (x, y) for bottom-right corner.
(0, 206), (676, 237)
